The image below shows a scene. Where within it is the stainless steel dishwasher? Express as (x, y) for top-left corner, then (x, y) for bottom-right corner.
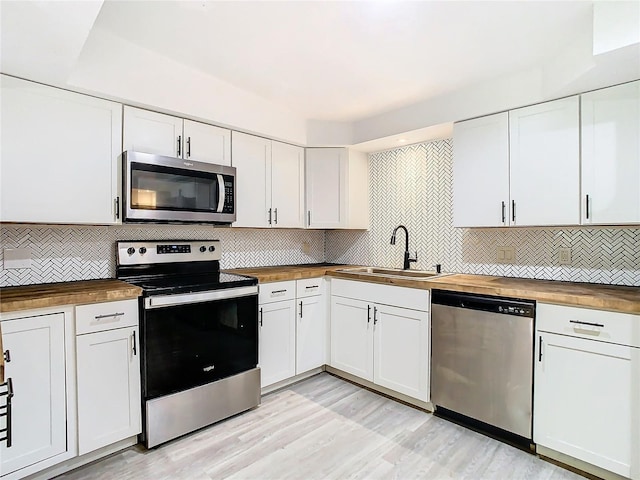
(431, 289), (535, 443)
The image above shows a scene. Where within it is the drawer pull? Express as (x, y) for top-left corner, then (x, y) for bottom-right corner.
(305, 285), (319, 289)
(569, 320), (604, 328)
(94, 312), (125, 320)
(270, 290), (287, 295)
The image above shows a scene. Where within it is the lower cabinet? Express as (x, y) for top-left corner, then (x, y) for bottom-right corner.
(534, 303), (640, 480)
(259, 298), (297, 388)
(0, 313), (67, 477)
(296, 280), (327, 375)
(330, 279), (430, 402)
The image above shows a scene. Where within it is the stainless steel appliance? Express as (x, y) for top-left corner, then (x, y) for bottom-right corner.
(122, 151), (236, 224)
(116, 240), (259, 448)
(431, 290), (535, 443)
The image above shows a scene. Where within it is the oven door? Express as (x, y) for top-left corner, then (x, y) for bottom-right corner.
(141, 286), (258, 400)
(123, 151), (235, 224)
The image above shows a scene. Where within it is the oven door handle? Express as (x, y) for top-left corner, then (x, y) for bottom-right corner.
(144, 286), (258, 309)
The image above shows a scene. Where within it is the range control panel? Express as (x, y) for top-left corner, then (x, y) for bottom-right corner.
(117, 240), (221, 266)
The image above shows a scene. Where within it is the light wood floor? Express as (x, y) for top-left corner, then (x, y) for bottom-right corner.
(59, 373), (583, 480)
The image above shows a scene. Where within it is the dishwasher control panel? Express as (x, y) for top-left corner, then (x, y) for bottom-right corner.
(431, 290), (535, 318)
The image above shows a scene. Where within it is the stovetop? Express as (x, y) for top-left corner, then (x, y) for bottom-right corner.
(121, 272), (257, 296)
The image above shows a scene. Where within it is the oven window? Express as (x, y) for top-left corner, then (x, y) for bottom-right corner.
(131, 162), (218, 212)
(142, 295), (258, 400)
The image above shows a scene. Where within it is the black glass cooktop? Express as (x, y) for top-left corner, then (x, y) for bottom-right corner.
(124, 272), (257, 296)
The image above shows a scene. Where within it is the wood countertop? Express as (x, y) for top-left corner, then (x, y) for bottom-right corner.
(0, 279), (143, 314)
(224, 264), (354, 283)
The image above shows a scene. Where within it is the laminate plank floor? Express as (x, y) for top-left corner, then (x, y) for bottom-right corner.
(59, 373), (583, 480)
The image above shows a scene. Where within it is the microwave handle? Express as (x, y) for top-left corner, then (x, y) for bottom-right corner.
(216, 174), (225, 213)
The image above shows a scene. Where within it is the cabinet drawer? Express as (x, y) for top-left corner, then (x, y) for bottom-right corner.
(76, 299), (139, 335)
(331, 278), (429, 312)
(296, 277), (324, 298)
(537, 303), (640, 348)
(259, 281), (296, 304)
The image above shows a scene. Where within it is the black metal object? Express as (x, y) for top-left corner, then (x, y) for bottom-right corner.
(0, 378), (13, 447)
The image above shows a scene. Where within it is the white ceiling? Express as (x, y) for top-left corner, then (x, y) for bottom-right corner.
(1, 1), (638, 149)
(93, 0), (593, 123)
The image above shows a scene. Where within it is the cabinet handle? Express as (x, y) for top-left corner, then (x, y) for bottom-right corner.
(94, 312), (125, 320)
(274, 208), (278, 225)
(570, 319), (604, 328)
(585, 194), (590, 220)
(259, 307), (263, 327)
(132, 331), (137, 356)
(299, 301), (303, 318)
(0, 377), (14, 448)
(512, 200), (516, 222)
(538, 336), (543, 362)
(268, 208), (272, 225)
(308, 211), (311, 227)
(3, 350), (10, 363)
(373, 306), (378, 325)
(187, 136), (191, 158)
(114, 197), (120, 220)
(501, 201), (506, 224)
(305, 285), (319, 289)
(177, 135), (182, 157)
(270, 289), (287, 295)
(367, 305), (371, 324)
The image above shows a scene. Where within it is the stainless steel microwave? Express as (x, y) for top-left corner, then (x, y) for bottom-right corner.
(122, 151), (236, 224)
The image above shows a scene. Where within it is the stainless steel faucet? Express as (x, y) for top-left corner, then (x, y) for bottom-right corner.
(390, 225), (417, 270)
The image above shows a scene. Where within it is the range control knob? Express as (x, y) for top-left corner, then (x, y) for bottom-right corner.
(127, 247), (135, 255)
(139, 247), (147, 255)
(209, 246), (216, 252)
(200, 246), (207, 253)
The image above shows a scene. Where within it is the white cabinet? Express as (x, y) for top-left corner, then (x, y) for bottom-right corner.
(581, 80), (640, 225)
(534, 303), (640, 479)
(0, 313), (67, 477)
(232, 132), (304, 228)
(0, 75), (122, 224)
(75, 299), (141, 456)
(123, 106), (231, 165)
(453, 113), (510, 227)
(509, 96), (580, 226)
(305, 148), (369, 229)
(258, 281), (297, 387)
(296, 278), (327, 374)
(330, 279), (429, 402)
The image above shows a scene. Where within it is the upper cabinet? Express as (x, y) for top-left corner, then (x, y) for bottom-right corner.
(0, 75), (122, 225)
(581, 81), (640, 225)
(453, 112), (510, 227)
(509, 96), (580, 226)
(305, 148), (369, 229)
(232, 131), (304, 228)
(123, 106), (231, 166)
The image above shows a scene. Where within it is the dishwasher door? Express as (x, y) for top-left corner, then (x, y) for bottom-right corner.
(431, 290), (535, 439)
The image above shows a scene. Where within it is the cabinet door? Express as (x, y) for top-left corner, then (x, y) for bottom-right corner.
(123, 106), (183, 158)
(271, 141), (304, 228)
(0, 75), (122, 224)
(330, 296), (373, 381)
(373, 304), (429, 401)
(534, 332), (638, 478)
(296, 296), (326, 374)
(0, 314), (66, 476)
(306, 148), (346, 229)
(453, 113), (510, 227)
(76, 326), (141, 455)
(259, 300), (296, 387)
(232, 132), (271, 228)
(509, 96), (580, 226)
(581, 81), (640, 225)
(183, 119), (231, 166)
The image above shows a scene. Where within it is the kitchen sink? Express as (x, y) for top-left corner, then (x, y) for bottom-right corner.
(338, 266), (444, 279)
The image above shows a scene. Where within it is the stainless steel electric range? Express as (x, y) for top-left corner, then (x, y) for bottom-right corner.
(116, 240), (260, 448)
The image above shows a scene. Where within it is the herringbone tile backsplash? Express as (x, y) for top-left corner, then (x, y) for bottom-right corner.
(0, 225), (324, 287)
(326, 139), (640, 286)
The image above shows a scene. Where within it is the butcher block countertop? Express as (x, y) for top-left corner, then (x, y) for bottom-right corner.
(224, 263), (354, 283)
(0, 279), (142, 314)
